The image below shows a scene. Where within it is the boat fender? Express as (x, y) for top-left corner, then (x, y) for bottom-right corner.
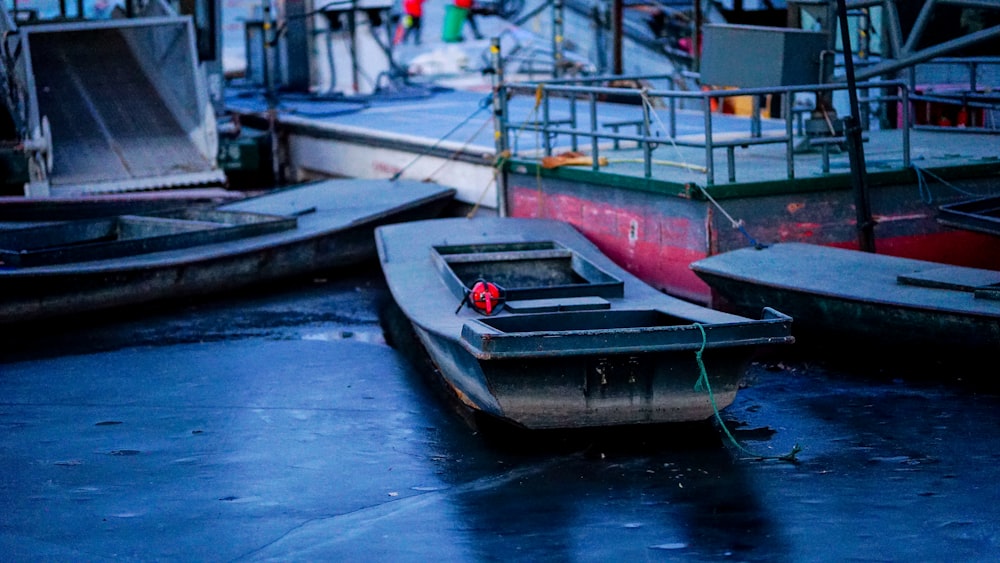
(468, 279), (505, 315)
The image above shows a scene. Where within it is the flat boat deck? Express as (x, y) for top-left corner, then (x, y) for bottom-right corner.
(226, 87), (1000, 193)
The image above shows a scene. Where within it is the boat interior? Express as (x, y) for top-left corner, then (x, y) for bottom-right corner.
(433, 240), (625, 304)
(427, 238), (790, 355)
(937, 195), (1000, 237)
(0, 209), (294, 267)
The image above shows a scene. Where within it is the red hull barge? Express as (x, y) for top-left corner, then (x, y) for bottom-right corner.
(497, 78), (1000, 305)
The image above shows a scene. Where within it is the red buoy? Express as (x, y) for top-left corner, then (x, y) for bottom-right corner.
(468, 279), (504, 315)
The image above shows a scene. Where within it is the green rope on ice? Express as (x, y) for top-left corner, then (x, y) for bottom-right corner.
(692, 323), (801, 463)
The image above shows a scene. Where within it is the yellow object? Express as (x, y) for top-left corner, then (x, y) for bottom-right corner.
(540, 151), (609, 169)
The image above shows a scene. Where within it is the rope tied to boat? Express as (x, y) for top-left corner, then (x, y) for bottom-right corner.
(389, 93), (494, 182)
(689, 184), (767, 249)
(692, 323), (801, 463)
(639, 90), (765, 250)
(912, 162), (981, 204)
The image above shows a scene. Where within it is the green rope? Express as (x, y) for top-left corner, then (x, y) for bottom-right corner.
(692, 323), (801, 463)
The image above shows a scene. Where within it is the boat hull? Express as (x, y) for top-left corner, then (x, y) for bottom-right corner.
(415, 323), (748, 428)
(507, 169), (1000, 306)
(691, 243), (1000, 357)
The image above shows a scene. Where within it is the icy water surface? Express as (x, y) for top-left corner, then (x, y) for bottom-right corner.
(2, 265), (998, 561)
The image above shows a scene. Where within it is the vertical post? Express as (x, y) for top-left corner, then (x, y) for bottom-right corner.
(642, 100), (651, 178)
(263, 0), (281, 185)
(703, 93), (714, 185)
(552, 0), (564, 78)
(611, 0), (623, 74)
(592, 4), (607, 74)
(490, 38), (509, 217)
(808, 1), (838, 130)
(589, 92), (599, 171)
(837, 0), (875, 252)
(693, 0), (702, 72)
(282, 0), (311, 92)
(784, 91), (795, 180)
(262, 0), (276, 104)
(349, 0), (359, 93)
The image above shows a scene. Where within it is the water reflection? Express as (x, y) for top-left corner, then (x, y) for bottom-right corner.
(414, 422), (787, 561)
(379, 293), (793, 560)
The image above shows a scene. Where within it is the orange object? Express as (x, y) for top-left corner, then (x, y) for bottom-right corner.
(541, 151), (609, 169)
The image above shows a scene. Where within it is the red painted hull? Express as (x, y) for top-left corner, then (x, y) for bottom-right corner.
(508, 176), (1000, 305)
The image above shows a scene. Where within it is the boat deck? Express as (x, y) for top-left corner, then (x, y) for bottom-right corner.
(226, 85), (1000, 198)
(692, 242), (1000, 315)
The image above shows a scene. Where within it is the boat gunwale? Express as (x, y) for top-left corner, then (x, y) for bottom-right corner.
(458, 307), (794, 359)
(0, 180), (457, 275)
(0, 210), (298, 268)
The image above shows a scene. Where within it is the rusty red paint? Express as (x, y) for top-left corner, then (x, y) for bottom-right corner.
(372, 161), (401, 175)
(508, 182), (1000, 302)
(511, 187), (712, 303)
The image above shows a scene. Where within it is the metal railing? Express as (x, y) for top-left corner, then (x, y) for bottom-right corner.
(497, 77), (914, 185)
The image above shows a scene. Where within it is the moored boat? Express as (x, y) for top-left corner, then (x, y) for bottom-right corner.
(376, 216), (793, 430)
(0, 179), (455, 323)
(690, 242), (1000, 358)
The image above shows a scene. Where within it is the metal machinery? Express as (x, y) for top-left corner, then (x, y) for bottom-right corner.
(242, 0), (398, 96)
(1, 0), (225, 196)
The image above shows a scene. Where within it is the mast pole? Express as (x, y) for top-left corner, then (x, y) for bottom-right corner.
(836, 0), (876, 252)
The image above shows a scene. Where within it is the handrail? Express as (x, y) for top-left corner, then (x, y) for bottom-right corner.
(498, 77), (914, 185)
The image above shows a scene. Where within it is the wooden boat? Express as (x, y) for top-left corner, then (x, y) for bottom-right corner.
(375, 217), (793, 430)
(690, 242), (1000, 357)
(0, 179), (455, 324)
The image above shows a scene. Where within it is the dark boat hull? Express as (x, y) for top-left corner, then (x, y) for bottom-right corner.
(415, 323), (758, 428)
(0, 179), (455, 323)
(377, 217), (793, 430)
(691, 242), (1000, 357)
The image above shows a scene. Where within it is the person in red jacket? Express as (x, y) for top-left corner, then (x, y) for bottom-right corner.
(396, 0), (425, 45)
